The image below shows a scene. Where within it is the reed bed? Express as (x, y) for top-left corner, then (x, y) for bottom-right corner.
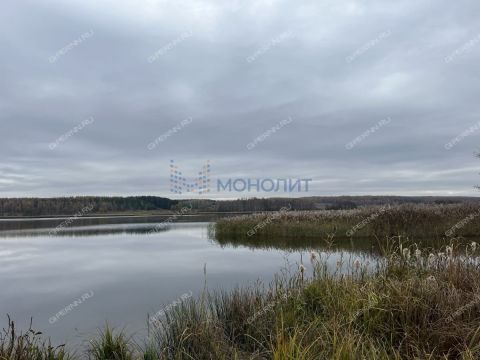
(213, 203), (480, 241)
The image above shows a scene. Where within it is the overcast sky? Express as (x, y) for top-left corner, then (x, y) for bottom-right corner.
(1, 0), (479, 199)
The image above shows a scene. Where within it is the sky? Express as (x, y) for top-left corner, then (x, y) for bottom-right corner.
(0, 0), (480, 199)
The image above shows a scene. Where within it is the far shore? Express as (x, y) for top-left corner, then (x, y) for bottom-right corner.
(0, 210), (278, 221)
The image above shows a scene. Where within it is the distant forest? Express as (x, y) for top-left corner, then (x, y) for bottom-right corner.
(0, 196), (176, 216)
(1, 195), (480, 217)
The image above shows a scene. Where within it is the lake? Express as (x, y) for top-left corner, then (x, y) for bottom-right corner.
(0, 219), (376, 350)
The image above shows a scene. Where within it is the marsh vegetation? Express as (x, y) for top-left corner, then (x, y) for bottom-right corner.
(214, 203), (480, 242)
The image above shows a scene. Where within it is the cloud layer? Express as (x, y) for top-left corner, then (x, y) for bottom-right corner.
(1, 0), (479, 198)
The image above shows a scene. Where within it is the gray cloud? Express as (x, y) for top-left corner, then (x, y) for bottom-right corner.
(1, 0), (480, 198)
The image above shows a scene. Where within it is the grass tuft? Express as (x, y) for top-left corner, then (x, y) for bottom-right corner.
(0, 316), (69, 360)
(88, 325), (133, 360)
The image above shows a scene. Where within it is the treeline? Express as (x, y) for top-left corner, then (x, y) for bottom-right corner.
(0, 196), (177, 216)
(174, 198), (344, 212)
(1, 195), (480, 217)
(175, 195), (480, 212)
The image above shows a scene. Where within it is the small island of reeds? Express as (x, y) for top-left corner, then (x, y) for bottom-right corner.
(213, 203), (480, 243)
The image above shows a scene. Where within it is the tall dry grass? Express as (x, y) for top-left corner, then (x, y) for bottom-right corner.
(146, 241), (480, 359)
(0, 316), (70, 360)
(213, 203), (480, 241)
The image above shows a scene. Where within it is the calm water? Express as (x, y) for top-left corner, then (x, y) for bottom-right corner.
(0, 220), (375, 348)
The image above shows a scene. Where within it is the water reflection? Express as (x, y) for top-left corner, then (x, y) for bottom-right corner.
(213, 234), (378, 254)
(213, 232), (476, 255)
(0, 214), (232, 232)
(0, 223), (171, 238)
(1, 221), (344, 347)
